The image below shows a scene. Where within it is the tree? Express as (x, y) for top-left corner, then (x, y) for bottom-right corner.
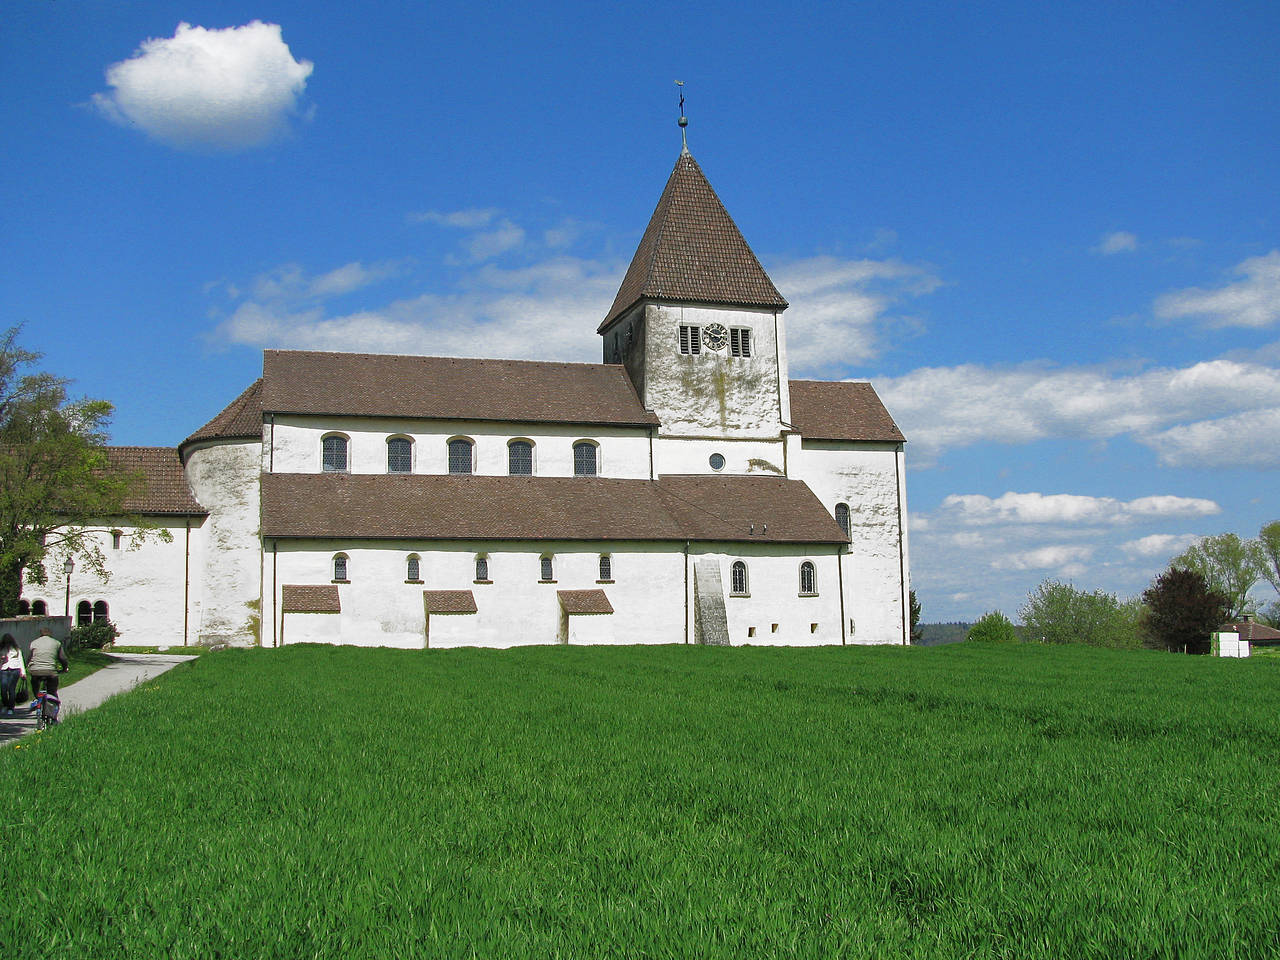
(1258, 521), (1280, 597)
(1020, 579), (1142, 648)
(0, 328), (156, 616)
(1141, 567), (1228, 654)
(909, 589), (923, 644)
(1170, 533), (1263, 620)
(965, 610), (1019, 643)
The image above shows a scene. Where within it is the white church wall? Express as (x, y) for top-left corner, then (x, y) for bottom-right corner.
(694, 545), (845, 646)
(642, 304), (788, 440)
(184, 440), (264, 645)
(791, 440), (908, 644)
(653, 436), (788, 477)
(23, 519), (197, 648)
(268, 416), (652, 479)
(265, 540), (686, 648)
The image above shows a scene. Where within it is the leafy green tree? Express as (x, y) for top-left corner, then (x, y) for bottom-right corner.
(965, 610), (1019, 643)
(0, 328), (157, 616)
(1258, 521), (1280, 597)
(909, 589), (923, 644)
(1170, 533), (1263, 620)
(1141, 567), (1228, 654)
(1020, 579), (1142, 648)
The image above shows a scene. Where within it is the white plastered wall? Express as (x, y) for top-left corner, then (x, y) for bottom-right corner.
(790, 440), (909, 644)
(184, 439), (264, 645)
(268, 416), (652, 479)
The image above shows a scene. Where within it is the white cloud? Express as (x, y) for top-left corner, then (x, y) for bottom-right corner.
(249, 261), (400, 301)
(1120, 534), (1201, 559)
(992, 545), (1096, 571)
(1155, 251), (1280, 328)
(464, 219), (526, 261)
(1145, 407), (1280, 468)
(411, 208), (500, 229)
(91, 21), (312, 150)
(939, 491), (1220, 526)
(877, 357), (1280, 463)
(1094, 231), (1138, 254)
(770, 256), (939, 374)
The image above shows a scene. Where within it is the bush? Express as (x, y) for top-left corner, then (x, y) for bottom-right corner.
(966, 611), (1020, 643)
(67, 620), (120, 652)
(1021, 580), (1144, 648)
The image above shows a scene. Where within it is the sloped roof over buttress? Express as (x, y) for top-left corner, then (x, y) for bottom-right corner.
(104, 447), (206, 516)
(600, 153), (788, 331)
(789, 380), (905, 443)
(181, 378), (264, 453)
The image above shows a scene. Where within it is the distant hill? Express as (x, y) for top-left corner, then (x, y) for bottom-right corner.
(915, 622), (971, 646)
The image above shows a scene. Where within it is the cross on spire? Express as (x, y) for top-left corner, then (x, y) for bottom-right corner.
(676, 80), (689, 155)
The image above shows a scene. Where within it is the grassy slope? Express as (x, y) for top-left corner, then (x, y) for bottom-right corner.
(2, 643), (1278, 959)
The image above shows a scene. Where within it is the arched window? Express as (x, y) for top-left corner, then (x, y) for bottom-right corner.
(508, 440), (533, 476)
(322, 434), (349, 473)
(17, 599), (29, 615)
(799, 561), (817, 596)
(835, 503), (851, 541)
(31, 600), (46, 616)
(333, 554), (349, 582)
(93, 600), (109, 623)
(406, 554), (421, 582)
(475, 555), (489, 582)
(448, 437), (474, 475)
(730, 561), (748, 596)
(573, 441), (598, 477)
(387, 437), (413, 474)
(77, 600), (92, 626)
(540, 555), (554, 581)
(111, 529), (123, 550)
(598, 554), (612, 581)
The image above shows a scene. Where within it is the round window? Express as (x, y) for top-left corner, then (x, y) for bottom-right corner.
(709, 453), (725, 471)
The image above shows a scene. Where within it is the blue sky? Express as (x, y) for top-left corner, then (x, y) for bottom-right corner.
(4, 0), (1278, 622)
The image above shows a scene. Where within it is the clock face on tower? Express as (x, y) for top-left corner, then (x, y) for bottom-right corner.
(702, 323), (729, 351)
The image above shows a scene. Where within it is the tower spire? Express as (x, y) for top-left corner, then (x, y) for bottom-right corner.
(676, 80), (689, 155)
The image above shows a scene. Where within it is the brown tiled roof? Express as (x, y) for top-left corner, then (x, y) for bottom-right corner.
(261, 473), (846, 545)
(259, 351), (658, 427)
(600, 153), (787, 331)
(182, 379), (263, 452)
(789, 380), (905, 443)
(281, 584), (341, 613)
(1219, 620), (1280, 643)
(423, 590), (478, 613)
(558, 589), (614, 614)
(105, 447), (206, 516)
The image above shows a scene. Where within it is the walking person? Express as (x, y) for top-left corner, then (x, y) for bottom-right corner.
(0, 633), (26, 715)
(26, 627), (68, 710)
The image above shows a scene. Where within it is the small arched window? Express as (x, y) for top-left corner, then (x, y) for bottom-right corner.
(475, 555), (489, 582)
(93, 600), (109, 623)
(333, 554), (349, 582)
(730, 561), (748, 596)
(573, 441), (598, 477)
(387, 437), (413, 474)
(31, 600), (47, 616)
(406, 554), (421, 582)
(799, 561), (817, 596)
(835, 503), (851, 541)
(598, 554), (612, 581)
(77, 600), (92, 626)
(322, 434), (349, 473)
(540, 555), (554, 581)
(448, 437), (474, 475)
(17, 599), (29, 615)
(508, 440), (533, 476)
(111, 529), (123, 550)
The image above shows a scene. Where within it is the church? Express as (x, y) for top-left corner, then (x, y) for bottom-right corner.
(24, 140), (911, 649)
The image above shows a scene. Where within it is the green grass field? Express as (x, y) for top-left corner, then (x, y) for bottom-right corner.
(3, 643), (1278, 959)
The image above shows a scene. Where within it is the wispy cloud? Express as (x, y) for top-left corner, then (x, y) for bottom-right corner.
(1093, 231), (1138, 255)
(939, 491), (1220, 526)
(991, 544), (1096, 572)
(250, 261), (402, 301)
(410, 208), (500, 229)
(91, 21), (313, 150)
(1155, 250), (1280, 328)
(1120, 533), (1202, 559)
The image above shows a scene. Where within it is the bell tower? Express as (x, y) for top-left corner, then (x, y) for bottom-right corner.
(599, 140), (793, 450)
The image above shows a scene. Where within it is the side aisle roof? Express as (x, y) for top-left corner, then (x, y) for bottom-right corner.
(789, 380), (905, 443)
(262, 473), (847, 545)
